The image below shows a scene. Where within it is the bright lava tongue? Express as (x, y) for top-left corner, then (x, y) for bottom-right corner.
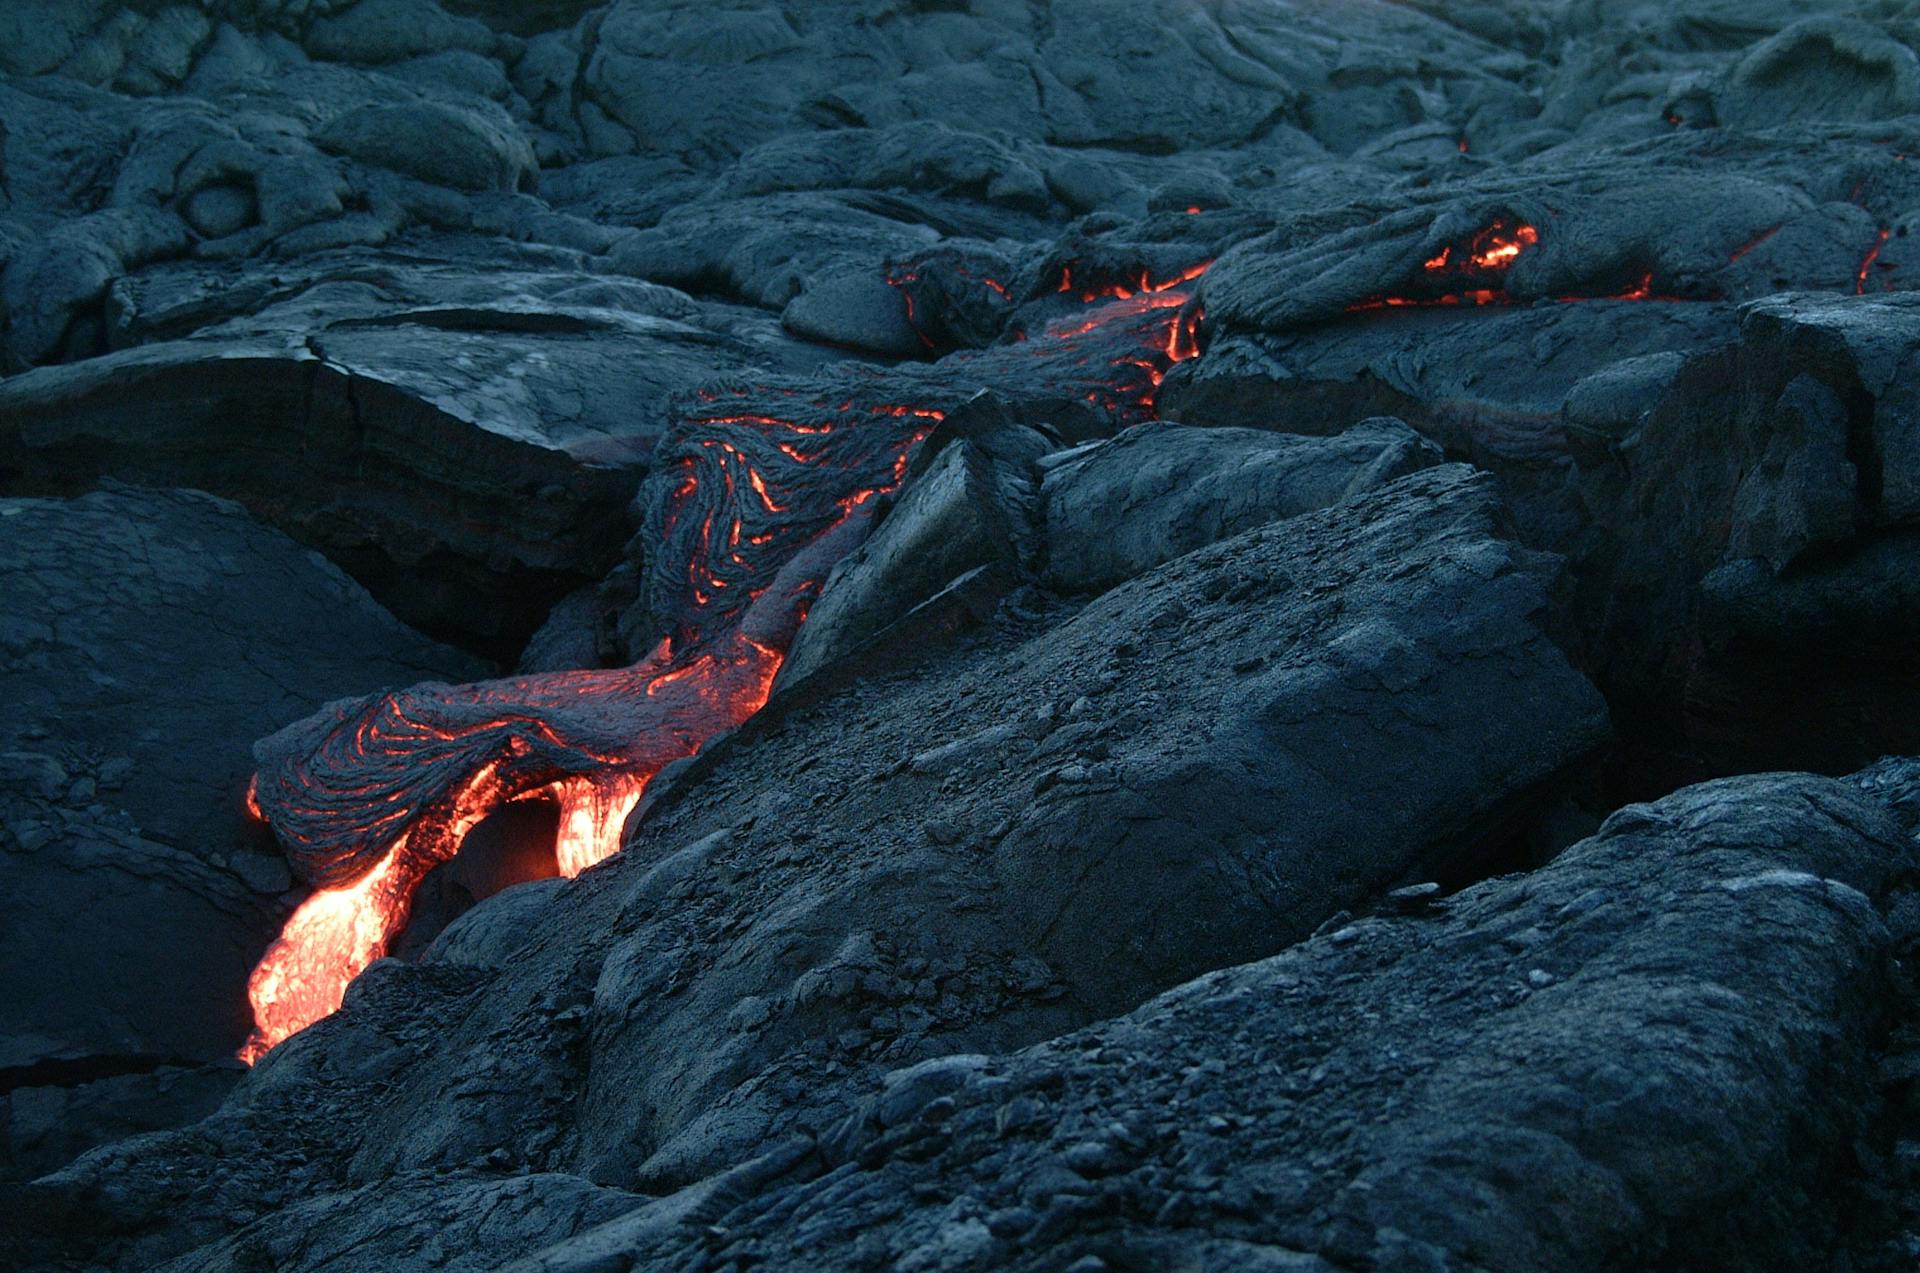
(238, 266), (1209, 1063)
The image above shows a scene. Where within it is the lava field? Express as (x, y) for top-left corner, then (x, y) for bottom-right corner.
(5, 2), (1920, 1271)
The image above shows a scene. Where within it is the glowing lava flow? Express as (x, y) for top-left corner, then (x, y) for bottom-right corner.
(1857, 227), (1892, 295)
(239, 626), (793, 1063)
(1347, 219), (1686, 312)
(239, 258), (1210, 1062)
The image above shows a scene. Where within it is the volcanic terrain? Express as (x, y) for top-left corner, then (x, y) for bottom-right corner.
(5, 2), (1920, 1270)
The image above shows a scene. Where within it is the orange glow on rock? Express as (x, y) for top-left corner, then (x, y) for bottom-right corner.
(1729, 224), (1782, 264)
(1349, 220), (1692, 311)
(240, 256), (1214, 1063)
(1858, 228), (1892, 294)
(1468, 222), (1539, 270)
(237, 837), (417, 1065)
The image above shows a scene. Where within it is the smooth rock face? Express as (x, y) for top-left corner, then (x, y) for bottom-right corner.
(0, 486), (481, 1178)
(314, 100), (537, 192)
(1041, 417), (1444, 594)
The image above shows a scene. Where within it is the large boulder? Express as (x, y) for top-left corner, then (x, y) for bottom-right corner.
(777, 437), (1032, 690)
(1568, 292), (1920, 781)
(314, 100), (537, 193)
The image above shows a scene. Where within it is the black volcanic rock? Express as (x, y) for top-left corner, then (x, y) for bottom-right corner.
(0, 246), (852, 653)
(519, 769), (1920, 1273)
(314, 100), (537, 194)
(1543, 291), (1920, 783)
(0, 485), (480, 1179)
(6, 464), (1609, 1269)
(1041, 417), (1444, 595)
(776, 438), (1032, 691)
(10, 0), (1920, 1268)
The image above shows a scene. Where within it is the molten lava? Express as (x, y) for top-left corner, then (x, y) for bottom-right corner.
(1349, 218), (1546, 312)
(239, 624), (795, 1062)
(1858, 227), (1892, 295)
(240, 256), (1210, 1061)
(1349, 219), (1690, 311)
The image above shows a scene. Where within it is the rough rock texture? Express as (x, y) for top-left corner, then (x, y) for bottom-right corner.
(776, 437), (1030, 690)
(1578, 292), (1920, 780)
(3, 465), (1609, 1269)
(0, 248), (846, 653)
(0, 485), (480, 1179)
(1042, 417), (1444, 595)
(9, 0), (1920, 1269)
(518, 770), (1920, 1273)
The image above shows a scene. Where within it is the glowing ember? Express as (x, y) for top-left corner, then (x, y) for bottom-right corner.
(239, 257), (1212, 1060)
(1857, 227), (1892, 295)
(1728, 225), (1783, 264)
(1468, 223), (1538, 270)
(1349, 219), (1545, 311)
(1350, 219), (1693, 311)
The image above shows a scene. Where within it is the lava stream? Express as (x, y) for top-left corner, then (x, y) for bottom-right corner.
(239, 261), (1209, 1061)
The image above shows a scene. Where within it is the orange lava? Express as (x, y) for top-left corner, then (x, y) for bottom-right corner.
(239, 259), (1211, 1063)
(238, 837), (418, 1065)
(1468, 222), (1538, 270)
(237, 768), (649, 1065)
(1858, 228), (1892, 294)
(1351, 220), (1695, 311)
(237, 633), (790, 1062)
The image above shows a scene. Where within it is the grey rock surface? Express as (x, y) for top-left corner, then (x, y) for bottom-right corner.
(7, 465), (1607, 1269)
(519, 770), (1920, 1273)
(7, 1), (1920, 1269)
(1042, 417), (1444, 594)
(777, 438), (1030, 690)
(0, 485), (480, 1178)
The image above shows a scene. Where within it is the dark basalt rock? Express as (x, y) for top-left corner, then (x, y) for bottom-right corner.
(6, 465), (1608, 1269)
(525, 769), (1920, 1273)
(314, 101), (538, 194)
(11, 1), (1920, 1269)
(0, 485), (480, 1180)
(775, 438), (1030, 691)
(0, 339), (630, 657)
(0, 245), (844, 654)
(1479, 290), (1920, 787)
(1041, 416), (1444, 595)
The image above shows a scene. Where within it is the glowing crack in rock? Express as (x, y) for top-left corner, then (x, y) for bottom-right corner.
(240, 260), (1210, 1061)
(1348, 219), (1684, 312)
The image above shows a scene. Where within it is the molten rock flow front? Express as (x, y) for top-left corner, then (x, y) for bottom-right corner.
(238, 265), (1209, 1061)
